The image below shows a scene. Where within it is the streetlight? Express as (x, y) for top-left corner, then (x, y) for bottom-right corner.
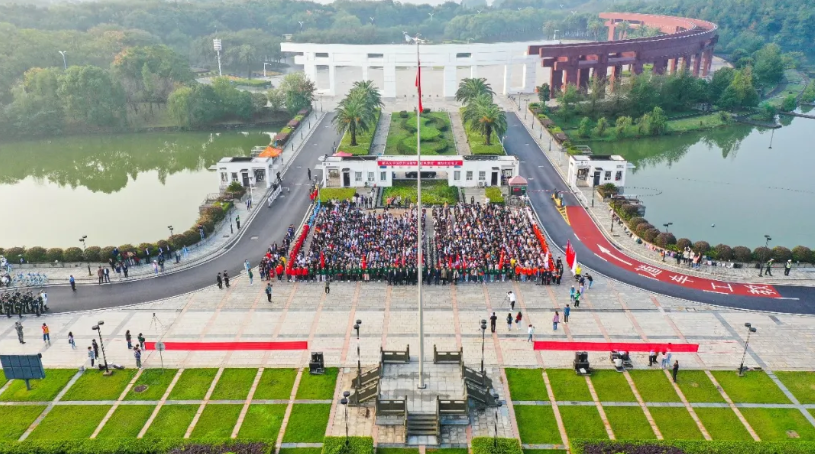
(263, 62), (274, 78)
(480, 319), (487, 375)
(229, 213), (234, 234)
(553, 29), (560, 41)
(738, 323), (758, 376)
(663, 222), (673, 233)
(340, 391), (351, 447)
(58, 51), (67, 70)
(91, 321), (110, 374)
(79, 235), (91, 276)
(759, 235), (771, 276)
(168, 225), (174, 239)
(493, 393), (503, 448)
(354, 319), (362, 379)
(213, 38), (223, 77)
(769, 129), (775, 149)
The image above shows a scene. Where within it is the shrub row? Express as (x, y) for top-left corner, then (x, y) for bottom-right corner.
(485, 186), (505, 204)
(321, 437), (373, 454)
(472, 437), (523, 454)
(274, 107), (311, 146)
(0, 439), (274, 454)
(571, 439), (815, 454)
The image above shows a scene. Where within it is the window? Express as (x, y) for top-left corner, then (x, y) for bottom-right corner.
(220, 172), (227, 183)
(456, 53), (472, 58)
(367, 53), (384, 58)
(316, 52), (328, 58)
(231, 172), (238, 182)
(479, 171), (486, 181)
(604, 171), (612, 181)
(355, 172), (362, 181)
(367, 172), (375, 182)
(380, 171), (387, 181)
(615, 171), (623, 181)
(466, 171), (473, 181)
(454, 171), (461, 181)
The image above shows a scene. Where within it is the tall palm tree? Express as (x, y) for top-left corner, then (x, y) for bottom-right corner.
(333, 92), (376, 146)
(455, 77), (494, 104)
(462, 94), (507, 145)
(351, 80), (383, 110)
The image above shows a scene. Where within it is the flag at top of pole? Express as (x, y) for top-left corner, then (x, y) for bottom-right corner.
(415, 60), (423, 112)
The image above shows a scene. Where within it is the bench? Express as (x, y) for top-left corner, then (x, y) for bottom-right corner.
(376, 396), (407, 417)
(433, 345), (463, 365)
(348, 381), (378, 406)
(466, 381), (500, 407)
(352, 366), (381, 389)
(381, 346), (410, 363)
(461, 363), (493, 390)
(437, 396), (468, 416)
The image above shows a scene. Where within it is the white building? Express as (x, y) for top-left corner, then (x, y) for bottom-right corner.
(281, 41), (546, 98)
(321, 155), (519, 188)
(217, 155), (278, 191)
(567, 154), (629, 190)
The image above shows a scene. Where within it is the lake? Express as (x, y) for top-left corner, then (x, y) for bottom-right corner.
(0, 129), (277, 248)
(588, 109), (814, 249)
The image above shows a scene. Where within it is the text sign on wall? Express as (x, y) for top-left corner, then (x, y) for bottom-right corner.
(377, 160), (463, 167)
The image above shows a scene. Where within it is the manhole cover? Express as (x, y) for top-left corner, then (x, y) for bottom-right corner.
(250, 236), (259, 240)
(690, 382), (699, 388)
(787, 430), (800, 438)
(133, 385), (149, 393)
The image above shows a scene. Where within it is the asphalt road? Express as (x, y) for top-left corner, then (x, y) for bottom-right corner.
(502, 113), (815, 314)
(45, 112), (342, 313)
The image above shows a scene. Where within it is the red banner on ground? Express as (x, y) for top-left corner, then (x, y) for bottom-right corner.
(533, 341), (699, 352)
(144, 341), (308, 351)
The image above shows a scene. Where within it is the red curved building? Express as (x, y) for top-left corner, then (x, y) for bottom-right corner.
(529, 13), (718, 98)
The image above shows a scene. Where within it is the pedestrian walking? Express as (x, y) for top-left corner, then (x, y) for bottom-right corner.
(662, 349), (673, 369)
(586, 273), (593, 289)
(489, 312), (497, 333)
(515, 311), (523, 330)
(152, 260), (159, 275)
(42, 323), (50, 345)
(92, 339), (99, 359)
(672, 360), (679, 382)
(248, 268), (254, 285)
(134, 346), (142, 368)
(527, 324), (534, 342)
(765, 258), (774, 276)
(265, 283), (273, 302)
(69, 275), (76, 291)
(574, 291), (581, 308)
(138, 333), (145, 349)
(68, 331), (76, 349)
(507, 291), (516, 310)
(104, 267), (110, 283)
(564, 304), (570, 323)
(236, 215), (241, 230)
(307, 168), (312, 181)
(552, 311), (560, 330)
(648, 348), (657, 366)
(15, 321), (25, 344)
(97, 266), (104, 284)
(785, 260), (792, 276)
(216, 272), (223, 289)
(88, 346), (96, 367)
(570, 285), (575, 302)
(506, 313), (512, 331)
(224, 271), (230, 288)
(126, 330), (132, 349)
(244, 259), (250, 272)
(325, 277), (330, 294)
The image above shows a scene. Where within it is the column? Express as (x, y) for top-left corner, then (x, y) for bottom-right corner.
(502, 64), (513, 95)
(328, 64), (336, 96)
(653, 59), (667, 75)
(702, 49), (713, 77)
(470, 65), (478, 78)
(383, 64), (396, 99)
(564, 64), (578, 89)
(362, 65), (369, 81)
(631, 62), (643, 75)
(681, 54), (692, 72)
(669, 58), (678, 74)
(550, 69), (562, 98)
(443, 65), (457, 99)
(304, 64), (318, 87)
(607, 24), (616, 41)
(610, 65), (622, 89)
(578, 67), (590, 90)
(692, 52), (703, 77)
(522, 63), (536, 93)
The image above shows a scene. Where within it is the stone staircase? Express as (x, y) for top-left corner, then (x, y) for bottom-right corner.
(460, 187), (486, 205)
(449, 110), (472, 156)
(405, 412), (439, 441)
(370, 112), (391, 155)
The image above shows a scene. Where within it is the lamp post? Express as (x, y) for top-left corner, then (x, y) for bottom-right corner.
(58, 51), (67, 70)
(769, 129), (775, 149)
(759, 234), (771, 276)
(168, 225), (174, 242)
(213, 38), (223, 77)
(340, 391), (351, 447)
(493, 394), (502, 448)
(79, 235), (91, 276)
(263, 62), (274, 78)
(91, 321), (110, 374)
(738, 323), (758, 376)
(354, 319), (362, 379)
(663, 222), (672, 233)
(229, 213), (234, 234)
(480, 319), (487, 375)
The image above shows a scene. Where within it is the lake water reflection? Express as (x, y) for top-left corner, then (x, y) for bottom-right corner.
(0, 129), (275, 248)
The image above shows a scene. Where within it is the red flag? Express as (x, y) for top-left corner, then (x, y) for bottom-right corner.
(565, 240), (577, 275)
(415, 61), (423, 112)
(320, 251), (325, 268)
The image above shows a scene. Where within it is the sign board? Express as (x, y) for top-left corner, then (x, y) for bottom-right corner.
(155, 342), (166, 352)
(510, 185), (527, 196)
(1, 354), (45, 380)
(377, 160), (463, 167)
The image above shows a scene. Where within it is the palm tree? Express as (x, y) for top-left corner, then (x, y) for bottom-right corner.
(351, 80), (383, 109)
(333, 92), (376, 146)
(462, 94), (507, 145)
(455, 77), (494, 104)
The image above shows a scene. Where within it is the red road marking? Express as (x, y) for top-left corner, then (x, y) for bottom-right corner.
(565, 206), (779, 298)
(533, 341), (699, 352)
(144, 341), (308, 351)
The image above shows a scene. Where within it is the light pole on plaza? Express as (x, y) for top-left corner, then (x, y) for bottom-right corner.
(759, 234), (771, 276)
(354, 319), (362, 378)
(168, 225), (174, 244)
(492, 394), (502, 448)
(738, 323), (758, 376)
(663, 222), (672, 233)
(480, 319), (487, 375)
(340, 391), (351, 447)
(79, 235), (91, 276)
(91, 321), (110, 374)
(58, 50), (67, 70)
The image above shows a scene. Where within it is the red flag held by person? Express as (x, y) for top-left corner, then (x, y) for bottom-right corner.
(565, 240), (577, 275)
(415, 61), (423, 112)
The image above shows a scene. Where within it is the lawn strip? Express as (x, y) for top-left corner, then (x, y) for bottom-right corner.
(628, 370), (680, 402)
(125, 369), (178, 401)
(648, 406), (704, 440)
(143, 404), (198, 438)
(61, 369), (138, 401)
(505, 368), (547, 401)
(693, 407), (753, 441)
(711, 371), (789, 404)
(237, 404), (287, 439)
(282, 404), (331, 443)
(740, 408), (815, 441)
(167, 369), (218, 401)
(295, 368), (338, 400)
(0, 405), (46, 441)
(96, 404), (155, 438)
(557, 405), (608, 440)
(514, 405), (561, 444)
(253, 369), (297, 400)
(27, 405), (111, 440)
(190, 403), (243, 439)
(0, 369), (76, 402)
(589, 370), (636, 402)
(210, 368), (259, 401)
(546, 369), (592, 402)
(603, 406), (656, 440)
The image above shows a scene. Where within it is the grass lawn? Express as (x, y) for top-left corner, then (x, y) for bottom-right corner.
(295, 368), (337, 400)
(505, 369), (547, 401)
(168, 369), (218, 401)
(649, 407), (704, 440)
(282, 404), (331, 443)
(210, 368), (259, 401)
(628, 370), (680, 402)
(428, 450), (468, 454)
(125, 369), (178, 401)
(143, 404), (197, 438)
(27, 405), (110, 440)
(775, 371), (815, 404)
(191, 404), (242, 438)
(589, 370), (636, 402)
(460, 109), (503, 155)
(0, 369), (76, 402)
(254, 369), (297, 400)
(319, 188), (357, 204)
(694, 407), (752, 441)
(382, 180), (459, 206)
(377, 449), (420, 454)
(385, 112), (455, 155)
(564, 112), (728, 142)
(96, 404), (155, 438)
(546, 369), (592, 402)
(523, 451), (565, 454)
(675, 370), (723, 403)
(711, 371), (789, 404)
(61, 369), (138, 401)
(0, 370), (5, 386)
(280, 450), (323, 454)
(0, 405), (45, 441)
(741, 408), (815, 441)
(238, 404), (287, 439)
(558, 405), (608, 440)
(603, 406), (656, 440)
(514, 405), (561, 444)
(338, 110), (380, 155)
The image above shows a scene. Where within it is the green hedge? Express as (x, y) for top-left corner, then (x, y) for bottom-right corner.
(0, 439), (275, 454)
(485, 187), (504, 204)
(570, 439), (815, 454)
(319, 188), (357, 203)
(321, 436), (374, 454)
(472, 437), (523, 454)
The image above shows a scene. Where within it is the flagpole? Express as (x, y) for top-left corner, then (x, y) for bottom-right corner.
(414, 34), (426, 390)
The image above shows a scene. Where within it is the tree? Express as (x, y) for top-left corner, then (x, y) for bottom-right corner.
(455, 77), (494, 104)
(780, 94), (797, 112)
(586, 76), (606, 117)
(592, 117), (608, 137)
(350, 80), (383, 110)
(168, 86), (193, 127)
(615, 116), (632, 137)
(332, 92), (376, 146)
(266, 87), (285, 112)
(577, 117), (591, 138)
(649, 106), (667, 135)
(112, 45), (193, 109)
(709, 67), (736, 102)
(462, 94), (507, 145)
(277, 72), (316, 115)
(225, 44), (258, 79)
(718, 66), (759, 109)
(752, 43), (785, 87)
(537, 83), (550, 103)
(58, 65), (125, 127)
(559, 84), (580, 120)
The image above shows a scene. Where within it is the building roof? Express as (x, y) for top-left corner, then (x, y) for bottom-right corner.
(508, 175), (528, 185)
(258, 146), (283, 158)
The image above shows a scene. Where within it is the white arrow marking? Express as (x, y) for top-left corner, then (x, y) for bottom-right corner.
(596, 244), (634, 266)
